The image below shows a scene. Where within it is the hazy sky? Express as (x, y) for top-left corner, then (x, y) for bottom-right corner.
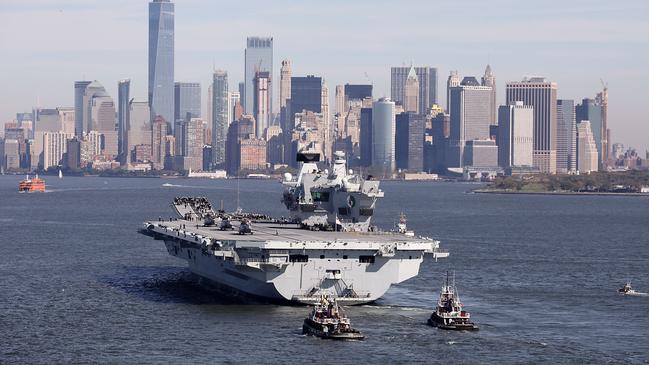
(1, 0), (647, 150)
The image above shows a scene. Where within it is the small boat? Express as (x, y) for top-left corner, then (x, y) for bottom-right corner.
(618, 282), (648, 297)
(428, 272), (479, 331)
(303, 294), (364, 340)
(19, 174), (46, 193)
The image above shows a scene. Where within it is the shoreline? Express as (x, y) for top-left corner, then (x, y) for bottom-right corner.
(473, 189), (649, 197)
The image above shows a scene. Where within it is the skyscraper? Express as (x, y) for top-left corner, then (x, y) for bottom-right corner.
(253, 71), (270, 138)
(151, 116), (167, 169)
(148, 0), (175, 129)
(289, 76), (323, 131)
(556, 99), (576, 173)
(372, 98), (396, 173)
(74, 81), (91, 137)
(211, 70), (229, 167)
(174, 82), (201, 125)
(344, 84), (372, 101)
(448, 77), (493, 167)
(596, 86), (609, 164)
(505, 77), (558, 173)
(481, 65), (496, 124)
(117, 79), (130, 163)
(576, 121), (598, 173)
(391, 66), (437, 115)
(91, 95), (117, 158)
(404, 66), (420, 114)
(446, 71), (460, 113)
(395, 112), (425, 171)
(498, 102), (534, 168)
(127, 100), (151, 162)
(576, 98), (603, 167)
(279, 60), (291, 110)
(244, 37), (273, 114)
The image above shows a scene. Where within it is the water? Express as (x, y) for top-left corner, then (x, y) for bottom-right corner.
(1, 176), (648, 363)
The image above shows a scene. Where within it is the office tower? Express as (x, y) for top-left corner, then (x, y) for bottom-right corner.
(65, 137), (81, 169)
(576, 98), (604, 167)
(395, 112), (425, 171)
(321, 81), (331, 161)
(206, 84), (213, 127)
(127, 100), (151, 162)
(335, 85), (345, 116)
(464, 140), (498, 167)
(33, 108), (62, 132)
(117, 79), (130, 163)
(498, 102), (534, 168)
(239, 138), (267, 171)
(359, 108), (373, 167)
(448, 77), (493, 167)
(505, 77), (558, 173)
(238, 82), (245, 107)
(174, 82), (201, 124)
(289, 76), (322, 128)
(244, 36), (273, 114)
(178, 118), (205, 171)
(372, 98), (396, 173)
(279, 60), (291, 110)
(74, 81), (92, 137)
(391, 66), (437, 115)
(211, 70), (229, 167)
(43, 131), (73, 170)
(91, 95), (117, 158)
(404, 66), (420, 114)
(556, 99), (576, 173)
(446, 71), (460, 113)
(344, 84), (372, 102)
(481, 65), (497, 124)
(226, 116), (255, 174)
(253, 71), (270, 137)
(229, 92), (241, 120)
(264, 125), (283, 165)
(596, 86), (609, 164)
(148, 0), (175, 129)
(576, 121), (598, 173)
(151, 116), (167, 169)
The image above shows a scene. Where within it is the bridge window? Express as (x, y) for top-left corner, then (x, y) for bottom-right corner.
(289, 254), (309, 263)
(359, 255), (375, 263)
(359, 208), (373, 216)
(312, 192), (330, 202)
(338, 207), (350, 216)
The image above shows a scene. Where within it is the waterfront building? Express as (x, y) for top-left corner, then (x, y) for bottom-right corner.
(505, 77), (558, 173)
(498, 103), (534, 168)
(576, 121), (598, 173)
(556, 99), (576, 173)
(244, 36), (273, 114)
(391, 66), (438, 115)
(395, 112), (425, 171)
(211, 70), (229, 167)
(148, 0), (175, 129)
(464, 139), (498, 167)
(43, 131), (74, 170)
(448, 77), (493, 168)
(65, 137), (81, 169)
(372, 98), (396, 173)
(239, 138), (267, 171)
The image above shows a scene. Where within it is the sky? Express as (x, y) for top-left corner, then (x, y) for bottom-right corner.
(0, 0), (648, 150)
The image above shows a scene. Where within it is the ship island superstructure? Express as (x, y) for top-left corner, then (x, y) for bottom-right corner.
(140, 148), (448, 304)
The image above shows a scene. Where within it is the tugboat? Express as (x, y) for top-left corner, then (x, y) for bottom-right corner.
(428, 272), (479, 331)
(18, 174), (46, 193)
(302, 294), (364, 340)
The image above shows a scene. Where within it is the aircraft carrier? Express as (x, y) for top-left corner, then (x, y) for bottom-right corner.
(139, 149), (448, 304)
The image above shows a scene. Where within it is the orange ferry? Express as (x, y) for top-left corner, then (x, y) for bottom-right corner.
(19, 175), (46, 192)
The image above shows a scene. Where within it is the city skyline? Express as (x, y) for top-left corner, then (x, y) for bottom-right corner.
(0, 0), (647, 150)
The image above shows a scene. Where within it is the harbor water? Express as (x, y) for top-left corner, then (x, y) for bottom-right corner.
(1, 176), (648, 363)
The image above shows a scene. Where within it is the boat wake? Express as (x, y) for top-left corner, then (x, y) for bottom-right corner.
(162, 183), (187, 188)
(624, 292), (649, 297)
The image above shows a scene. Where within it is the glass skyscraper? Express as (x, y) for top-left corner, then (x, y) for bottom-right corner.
(117, 79), (130, 163)
(148, 0), (174, 130)
(212, 70), (229, 167)
(244, 37), (273, 115)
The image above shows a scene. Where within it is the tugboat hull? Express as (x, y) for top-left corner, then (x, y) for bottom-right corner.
(302, 320), (365, 340)
(428, 315), (479, 331)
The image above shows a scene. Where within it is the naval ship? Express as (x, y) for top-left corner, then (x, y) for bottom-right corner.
(139, 148), (448, 304)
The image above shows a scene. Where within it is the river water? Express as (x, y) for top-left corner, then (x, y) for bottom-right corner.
(1, 176), (648, 363)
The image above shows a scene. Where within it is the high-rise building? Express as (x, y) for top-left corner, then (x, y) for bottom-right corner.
(481, 65), (496, 124)
(335, 85), (345, 116)
(321, 81), (331, 161)
(43, 131), (74, 170)
(404, 66), (420, 114)
(127, 100), (151, 162)
(211, 70), (229, 167)
(91, 95), (117, 158)
(117, 79), (130, 163)
(180, 118), (204, 171)
(253, 71), (270, 137)
(279, 60), (291, 110)
(505, 77), (558, 173)
(391, 66), (437, 115)
(148, 0), (175, 129)
(65, 137), (81, 169)
(344, 84), (372, 102)
(359, 108), (373, 167)
(244, 36), (273, 114)
(372, 98), (396, 173)
(556, 99), (576, 173)
(576, 121), (598, 173)
(498, 102), (534, 168)
(151, 116), (167, 169)
(395, 112), (424, 171)
(448, 77), (493, 167)
(576, 97), (604, 167)
(74, 81), (92, 137)
(174, 82), (201, 125)
(446, 71), (460, 113)
(597, 86), (609, 164)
